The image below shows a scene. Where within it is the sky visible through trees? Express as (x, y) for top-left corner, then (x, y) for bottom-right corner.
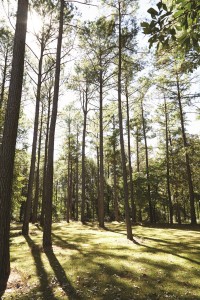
(1, 0), (199, 157)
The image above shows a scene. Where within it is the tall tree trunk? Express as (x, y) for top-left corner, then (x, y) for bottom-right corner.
(117, 1), (133, 240)
(0, 0), (28, 293)
(32, 104), (43, 223)
(40, 89), (51, 226)
(125, 86), (136, 223)
(0, 47), (9, 144)
(164, 96), (173, 224)
(98, 66), (104, 227)
(96, 142), (100, 218)
(66, 119), (71, 223)
(141, 100), (153, 223)
(136, 125), (142, 222)
(81, 91), (88, 223)
(43, 0), (64, 249)
(176, 73), (196, 225)
(75, 129), (79, 221)
(22, 35), (45, 235)
(113, 116), (119, 222)
(0, 48), (8, 110)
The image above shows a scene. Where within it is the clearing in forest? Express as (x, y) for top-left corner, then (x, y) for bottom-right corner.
(2, 222), (200, 299)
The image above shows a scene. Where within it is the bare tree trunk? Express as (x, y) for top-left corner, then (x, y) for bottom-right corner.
(32, 104), (43, 223)
(0, 0), (28, 293)
(0, 47), (9, 145)
(96, 142), (100, 218)
(141, 100), (153, 224)
(136, 125), (142, 222)
(176, 73), (196, 225)
(117, 1), (133, 240)
(43, 0), (64, 249)
(125, 86), (136, 223)
(81, 91), (88, 223)
(40, 89), (51, 226)
(98, 66), (104, 227)
(75, 129), (79, 221)
(164, 96), (173, 224)
(22, 35), (45, 235)
(0, 48), (8, 110)
(66, 119), (71, 223)
(112, 116), (119, 222)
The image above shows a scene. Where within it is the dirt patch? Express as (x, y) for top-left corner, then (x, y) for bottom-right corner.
(4, 268), (30, 295)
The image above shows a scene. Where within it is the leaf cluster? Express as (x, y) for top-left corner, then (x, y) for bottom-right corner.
(141, 0), (200, 53)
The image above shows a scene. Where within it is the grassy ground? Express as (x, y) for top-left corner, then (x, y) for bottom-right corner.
(2, 221), (200, 300)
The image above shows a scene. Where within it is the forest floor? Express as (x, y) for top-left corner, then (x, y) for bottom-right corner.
(2, 221), (200, 300)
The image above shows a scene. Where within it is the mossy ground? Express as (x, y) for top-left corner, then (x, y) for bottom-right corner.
(2, 222), (200, 299)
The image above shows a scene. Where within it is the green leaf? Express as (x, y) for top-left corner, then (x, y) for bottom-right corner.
(157, 2), (162, 10)
(173, 10), (184, 18)
(162, 3), (168, 11)
(147, 7), (159, 18)
(169, 28), (176, 35)
(141, 22), (150, 28)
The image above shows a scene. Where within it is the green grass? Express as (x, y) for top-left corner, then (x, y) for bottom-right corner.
(2, 222), (200, 299)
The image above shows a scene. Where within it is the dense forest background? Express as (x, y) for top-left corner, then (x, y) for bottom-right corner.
(1, 0), (200, 229)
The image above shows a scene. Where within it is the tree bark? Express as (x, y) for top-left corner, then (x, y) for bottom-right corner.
(125, 86), (136, 223)
(75, 129), (79, 221)
(176, 73), (196, 225)
(136, 125), (142, 222)
(32, 104), (43, 223)
(141, 100), (153, 223)
(0, 0), (28, 293)
(66, 119), (71, 223)
(112, 116), (119, 222)
(98, 65), (104, 227)
(0, 48), (8, 109)
(43, 0), (64, 249)
(22, 34), (44, 235)
(164, 96), (173, 224)
(0, 47), (9, 142)
(40, 88), (51, 226)
(117, 1), (133, 240)
(81, 91), (88, 223)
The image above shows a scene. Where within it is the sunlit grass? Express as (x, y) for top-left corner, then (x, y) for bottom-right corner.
(2, 222), (200, 299)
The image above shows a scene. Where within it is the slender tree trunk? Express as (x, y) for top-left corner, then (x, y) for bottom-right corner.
(176, 73), (196, 225)
(43, 0), (64, 249)
(0, 0), (28, 293)
(32, 104), (43, 223)
(141, 100), (153, 223)
(113, 116), (119, 222)
(117, 1), (133, 240)
(66, 120), (71, 223)
(75, 129), (79, 221)
(98, 66), (104, 227)
(136, 125), (142, 222)
(22, 36), (45, 235)
(96, 142), (100, 218)
(40, 89), (51, 226)
(81, 91), (88, 223)
(69, 161), (73, 219)
(125, 86), (136, 223)
(0, 48), (8, 110)
(0, 48), (9, 143)
(164, 96), (173, 224)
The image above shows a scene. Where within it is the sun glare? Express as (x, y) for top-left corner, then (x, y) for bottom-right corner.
(27, 10), (43, 35)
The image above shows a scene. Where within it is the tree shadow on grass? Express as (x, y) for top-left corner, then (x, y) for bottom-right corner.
(52, 232), (82, 253)
(24, 235), (57, 300)
(141, 223), (200, 231)
(141, 241), (200, 266)
(44, 248), (83, 300)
